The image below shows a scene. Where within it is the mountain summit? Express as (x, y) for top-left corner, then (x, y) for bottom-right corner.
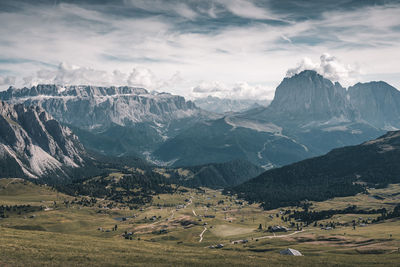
(0, 84), (217, 157)
(348, 81), (400, 129)
(154, 70), (389, 168)
(267, 70), (357, 122)
(0, 84), (205, 130)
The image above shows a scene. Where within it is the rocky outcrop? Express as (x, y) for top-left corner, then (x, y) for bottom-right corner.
(268, 70), (358, 122)
(0, 85), (207, 130)
(348, 81), (400, 129)
(0, 101), (85, 179)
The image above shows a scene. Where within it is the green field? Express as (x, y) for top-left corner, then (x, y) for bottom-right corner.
(1, 178), (400, 266)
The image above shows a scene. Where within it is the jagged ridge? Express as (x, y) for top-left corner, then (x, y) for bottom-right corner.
(0, 101), (85, 179)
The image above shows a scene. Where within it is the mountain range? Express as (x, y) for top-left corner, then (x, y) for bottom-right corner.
(154, 70), (400, 168)
(0, 99), (262, 187)
(1, 70), (400, 171)
(193, 96), (269, 114)
(0, 85), (217, 157)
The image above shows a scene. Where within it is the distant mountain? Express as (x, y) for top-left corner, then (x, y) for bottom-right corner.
(153, 116), (311, 168)
(194, 96), (270, 114)
(2, 72), (399, 170)
(229, 130), (400, 209)
(0, 85), (217, 156)
(0, 101), (86, 179)
(0, 85), (203, 129)
(348, 81), (400, 130)
(154, 70), (385, 168)
(267, 70), (357, 122)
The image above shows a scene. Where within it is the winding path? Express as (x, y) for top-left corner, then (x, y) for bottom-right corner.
(1, 178), (20, 190)
(168, 210), (175, 221)
(257, 229), (305, 240)
(199, 226), (207, 242)
(209, 230), (306, 248)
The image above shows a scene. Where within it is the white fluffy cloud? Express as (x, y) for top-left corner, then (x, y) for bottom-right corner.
(0, 75), (16, 86)
(191, 80), (274, 100)
(192, 81), (229, 93)
(127, 68), (157, 88)
(21, 63), (163, 90)
(286, 53), (360, 86)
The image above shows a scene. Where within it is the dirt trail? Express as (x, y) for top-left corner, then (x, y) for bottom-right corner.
(168, 210), (175, 220)
(207, 230), (306, 248)
(257, 230), (305, 240)
(199, 226), (207, 242)
(1, 178), (20, 190)
(184, 197), (193, 208)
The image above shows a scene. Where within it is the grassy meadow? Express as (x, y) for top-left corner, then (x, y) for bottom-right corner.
(1, 178), (400, 266)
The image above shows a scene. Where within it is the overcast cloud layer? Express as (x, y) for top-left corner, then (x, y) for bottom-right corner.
(0, 0), (399, 99)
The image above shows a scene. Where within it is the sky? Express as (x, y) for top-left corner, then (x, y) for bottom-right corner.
(0, 0), (399, 100)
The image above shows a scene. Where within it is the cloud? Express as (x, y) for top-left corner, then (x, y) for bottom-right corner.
(216, 0), (279, 20)
(286, 53), (360, 86)
(1, 1), (400, 94)
(20, 62), (174, 91)
(0, 75), (16, 86)
(232, 82), (275, 99)
(127, 68), (157, 88)
(23, 63), (111, 87)
(192, 81), (229, 93)
(191, 80), (274, 100)
(125, 0), (198, 20)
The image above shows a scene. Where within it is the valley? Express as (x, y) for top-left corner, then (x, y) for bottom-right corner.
(1, 71), (400, 266)
(2, 1), (400, 266)
(1, 178), (399, 266)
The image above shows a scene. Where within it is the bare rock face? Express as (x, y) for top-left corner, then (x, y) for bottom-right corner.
(154, 70), (390, 168)
(0, 85), (207, 130)
(0, 84), (215, 157)
(348, 81), (400, 130)
(0, 101), (85, 179)
(269, 70), (357, 122)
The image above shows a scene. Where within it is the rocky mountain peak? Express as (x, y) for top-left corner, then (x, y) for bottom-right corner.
(348, 81), (400, 129)
(2, 84), (150, 99)
(268, 70), (355, 121)
(0, 84), (206, 130)
(0, 101), (85, 179)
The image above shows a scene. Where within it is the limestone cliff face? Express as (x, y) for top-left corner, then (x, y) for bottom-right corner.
(0, 84), (207, 130)
(269, 70), (357, 122)
(0, 101), (85, 178)
(348, 81), (400, 129)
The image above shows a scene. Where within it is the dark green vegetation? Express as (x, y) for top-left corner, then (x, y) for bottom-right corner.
(0, 154), (27, 178)
(282, 204), (399, 225)
(229, 131), (400, 209)
(166, 159), (264, 188)
(153, 117), (315, 167)
(51, 154), (262, 206)
(0, 204), (42, 218)
(54, 160), (262, 206)
(68, 123), (164, 156)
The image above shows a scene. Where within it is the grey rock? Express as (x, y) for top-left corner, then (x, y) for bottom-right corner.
(0, 101), (85, 179)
